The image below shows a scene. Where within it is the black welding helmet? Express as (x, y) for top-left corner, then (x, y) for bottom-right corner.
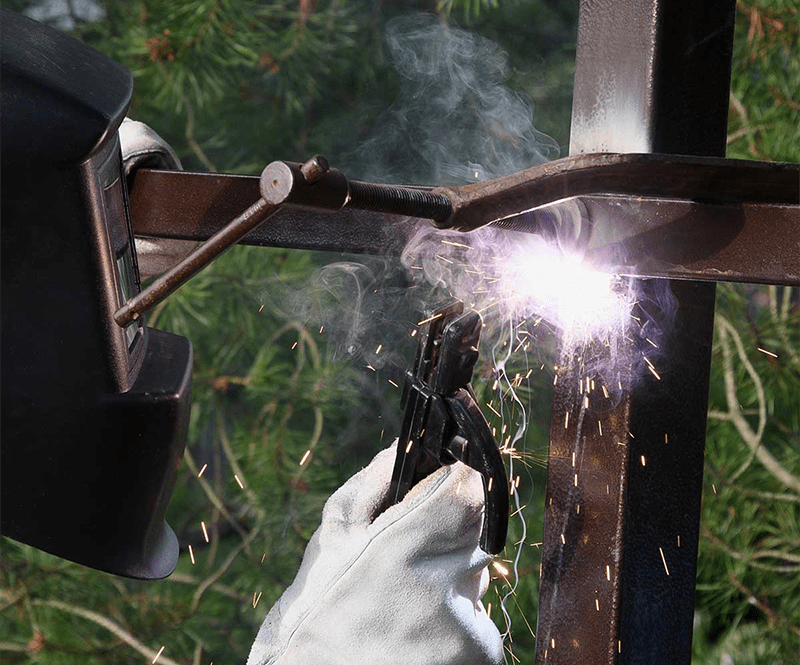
(1, 10), (193, 580)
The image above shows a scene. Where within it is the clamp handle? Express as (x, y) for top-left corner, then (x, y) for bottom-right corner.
(388, 302), (509, 554)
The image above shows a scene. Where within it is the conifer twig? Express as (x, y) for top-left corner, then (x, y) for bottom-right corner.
(184, 447), (255, 552)
(190, 526), (259, 613)
(717, 316), (800, 492)
(31, 599), (186, 665)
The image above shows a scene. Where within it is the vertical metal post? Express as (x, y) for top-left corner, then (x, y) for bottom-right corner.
(535, 1), (736, 663)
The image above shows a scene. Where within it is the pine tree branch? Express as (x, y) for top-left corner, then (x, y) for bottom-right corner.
(717, 315), (800, 493)
(183, 446), (255, 553)
(30, 599), (187, 665)
(215, 407), (267, 523)
(705, 462), (799, 503)
(190, 525), (259, 614)
(768, 285), (800, 372)
(700, 526), (800, 573)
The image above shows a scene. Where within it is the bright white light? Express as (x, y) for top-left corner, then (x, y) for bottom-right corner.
(497, 241), (627, 341)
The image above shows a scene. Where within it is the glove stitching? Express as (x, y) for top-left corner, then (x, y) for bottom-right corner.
(273, 465), (456, 663)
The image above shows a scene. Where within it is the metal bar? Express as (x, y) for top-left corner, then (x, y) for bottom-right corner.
(129, 169), (428, 256)
(534, 1), (736, 664)
(115, 198), (279, 327)
(130, 163), (798, 285)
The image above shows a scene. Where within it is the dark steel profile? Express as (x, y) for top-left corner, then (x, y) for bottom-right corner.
(534, 1), (738, 663)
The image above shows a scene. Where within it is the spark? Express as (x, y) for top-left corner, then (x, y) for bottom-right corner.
(659, 547), (670, 576)
(406, 439), (414, 453)
(505, 644), (521, 664)
(375, 344), (382, 354)
(261, 552), (267, 563)
(595, 598), (601, 611)
(551, 638), (556, 649)
(152, 646), (165, 664)
(560, 533), (566, 545)
(602, 385), (609, 398)
(388, 379), (399, 388)
(564, 411), (570, 429)
(487, 603), (492, 619)
(757, 347), (778, 358)
(646, 337), (658, 347)
(677, 535), (681, 547)
(510, 504), (527, 518)
(606, 564), (611, 581)
(712, 483), (717, 494)
(619, 640), (622, 653)
(201, 521), (210, 542)
(410, 329), (418, 337)
(488, 476), (494, 492)
(574, 473), (578, 487)
(234, 474), (244, 489)
(492, 379), (499, 390)
(598, 421), (603, 435)
(188, 545), (195, 564)
(435, 254), (454, 264)
(493, 561), (509, 576)
(291, 341), (298, 350)
(299, 449), (311, 466)
(591, 379), (595, 391)
(441, 239), (471, 249)
(643, 356), (661, 380)
(576, 504), (581, 514)
(572, 451), (576, 467)
(641, 455), (646, 467)
(198, 463), (208, 478)
(515, 476), (520, 488)
(417, 312), (444, 326)
(665, 433), (669, 444)
(583, 395), (590, 409)
(253, 591), (263, 608)
(553, 373), (558, 385)
(258, 304), (264, 312)
(487, 402), (502, 418)
(410, 265), (424, 270)
(319, 325), (324, 333)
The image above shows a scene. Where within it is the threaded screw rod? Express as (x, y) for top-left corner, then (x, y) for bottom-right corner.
(347, 180), (452, 222)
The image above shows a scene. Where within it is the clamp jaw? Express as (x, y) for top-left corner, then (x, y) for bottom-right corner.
(388, 301), (509, 555)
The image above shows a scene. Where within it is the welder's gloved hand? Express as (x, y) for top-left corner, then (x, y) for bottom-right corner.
(118, 118), (197, 279)
(248, 443), (503, 665)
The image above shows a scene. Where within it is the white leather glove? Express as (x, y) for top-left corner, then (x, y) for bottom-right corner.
(248, 443), (504, 665)
(118, 118), (197, 279)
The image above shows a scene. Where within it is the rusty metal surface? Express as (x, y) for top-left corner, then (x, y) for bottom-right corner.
(434, 152), (799, 232)
(534, 1), (736, 664)
(130, 160), (799, 285)
(129, 169), (425, 255)
(577, 196), (800, 286)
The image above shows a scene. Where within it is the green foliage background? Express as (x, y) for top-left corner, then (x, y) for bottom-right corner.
(1, 1), (797, 663)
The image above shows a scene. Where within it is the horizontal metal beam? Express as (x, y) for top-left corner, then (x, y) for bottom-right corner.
(130, 161), (799, 285)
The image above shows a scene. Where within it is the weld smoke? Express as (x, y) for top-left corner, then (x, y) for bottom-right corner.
(281, 14), (675, 397)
